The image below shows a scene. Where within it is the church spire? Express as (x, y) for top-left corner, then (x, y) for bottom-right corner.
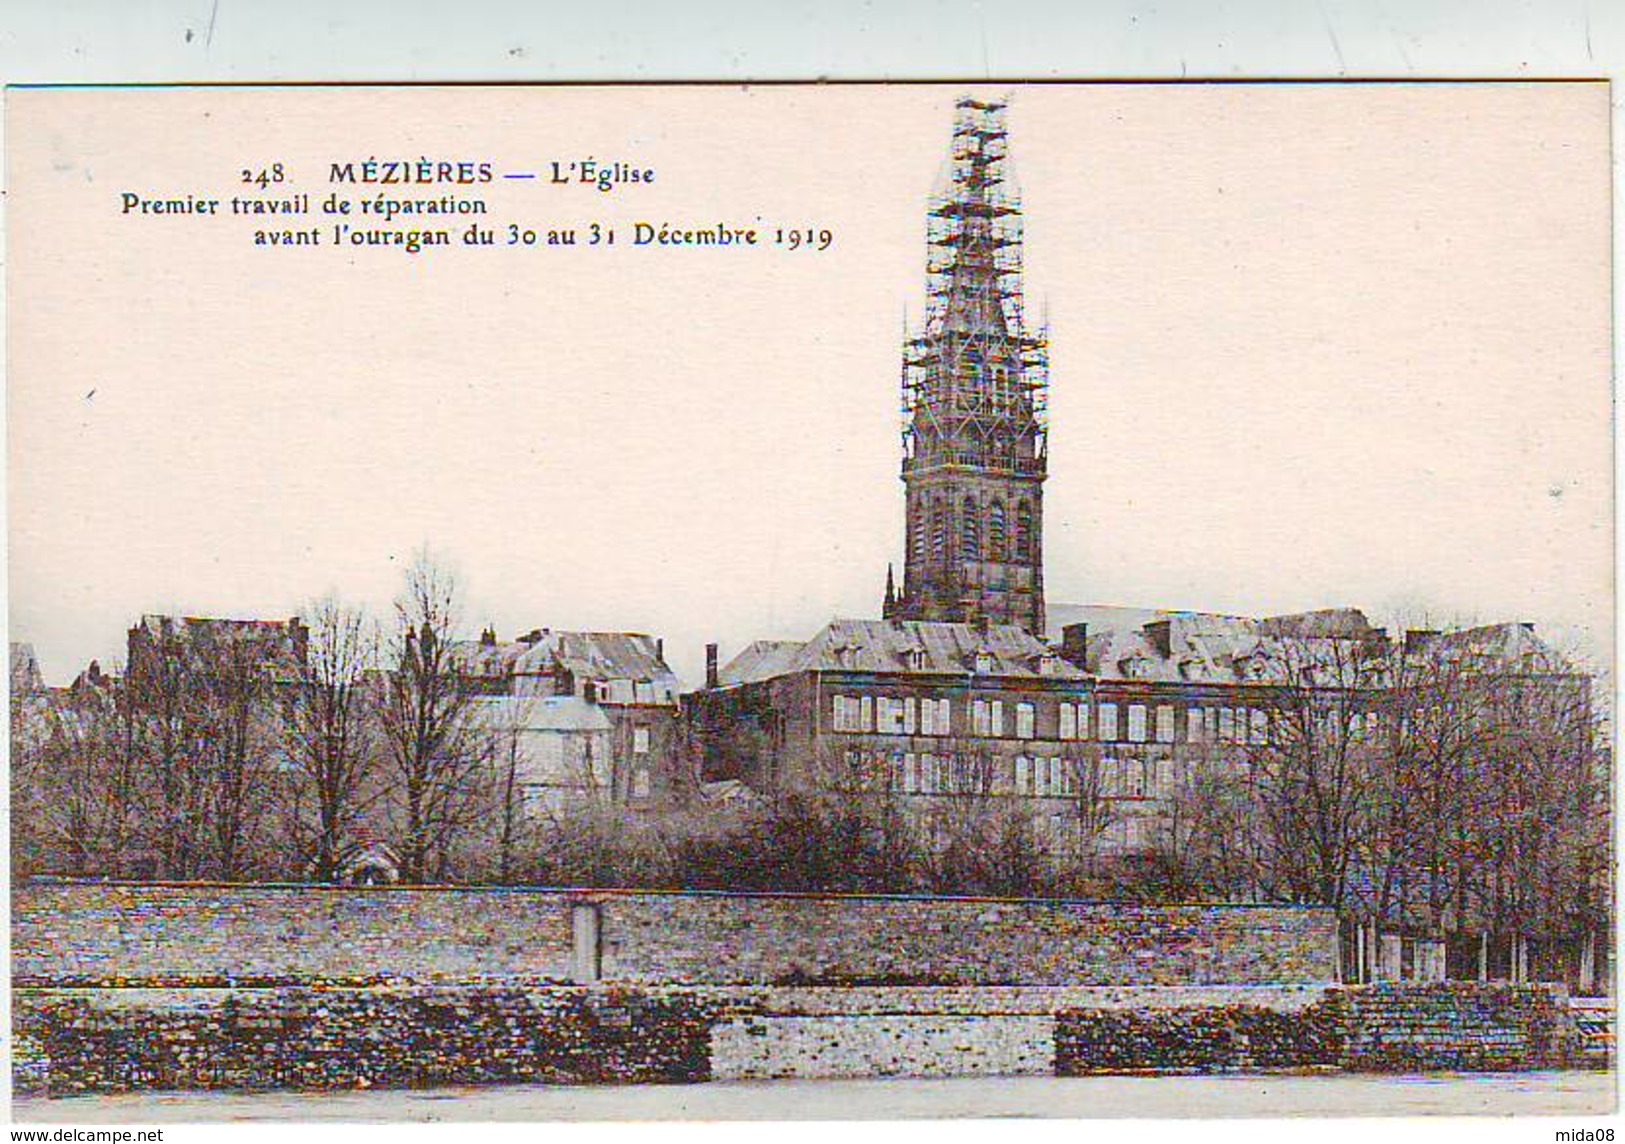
(886, 97), (1050, 636)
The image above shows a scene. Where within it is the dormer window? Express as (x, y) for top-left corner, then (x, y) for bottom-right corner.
(1119, 654), (1151, 680)
(973, 650), (995, 674)
(903, 647), (928, 672)
(1037, 653), (1058, 676)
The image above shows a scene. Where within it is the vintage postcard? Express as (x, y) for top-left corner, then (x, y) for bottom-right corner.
(5, 81), (1614, 1125)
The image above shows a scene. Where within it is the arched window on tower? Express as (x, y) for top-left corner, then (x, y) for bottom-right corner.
(960, 497), (981, 561)
(930, 497), (947, 561)
(910, 499), (928, 566)
(1015, 499), (1035, 561)
(987, 499), (1007, 562)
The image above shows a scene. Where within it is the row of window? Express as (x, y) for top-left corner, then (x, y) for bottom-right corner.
(873, 750), (1169, 800)
(584, 678), (677, 706)
(913, 809), (1155, 852)
(833, 694), (953, 734)
(830, 693), (1366, 745)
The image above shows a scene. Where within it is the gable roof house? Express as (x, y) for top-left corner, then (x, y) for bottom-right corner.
(451, 627), (682, 809)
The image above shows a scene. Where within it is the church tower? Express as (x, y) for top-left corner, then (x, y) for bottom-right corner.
(883, 98), (1049, 635)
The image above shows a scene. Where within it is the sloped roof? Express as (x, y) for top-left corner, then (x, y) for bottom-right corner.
(552, 631), (676, 685)
(1426, 622), (1566, 670)
(1048, 601), (1385, 685)
(718, 640), (805, 686)
(1258, 608), (1382, 639)
(1048, 603), (1380, 644)
(450, 629), (678, 687)
(721, 618), (1085, 683)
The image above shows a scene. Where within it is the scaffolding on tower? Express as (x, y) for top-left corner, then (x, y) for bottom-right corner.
(901, 97), (1049, 478)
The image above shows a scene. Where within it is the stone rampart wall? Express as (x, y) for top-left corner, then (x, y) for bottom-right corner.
(11, 883), (577, 985)
(14, 882), (1338, 987)
(601, 894), (1337, 985)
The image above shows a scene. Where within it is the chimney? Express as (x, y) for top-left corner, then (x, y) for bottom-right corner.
(1060, 622), (1090, 667)
(656, 637), (665, 662)
(480, 626), (497, 647)
(705, 643), (719, 689)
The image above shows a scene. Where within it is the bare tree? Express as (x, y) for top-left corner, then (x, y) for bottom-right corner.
(1157, 621), (1609, 986)
(1160, 750), (1262, 900)
(125, 623), (209, 880)
(1466, 650), (1607, 977)
(1369, 636), (1489, 937)
(916, 739), (1012, 894)
(376, 551), (482, 883)
(492, 701), (528, 884)
(194, 635), (281, 880)
(10, 670), (57, 876)
(460, 695), (547, 884)
(1054, 745), (1118, 889)
(11, 673), (143, 878)
(286, 596), (378, 882)
(1242, 634), (1387, 910)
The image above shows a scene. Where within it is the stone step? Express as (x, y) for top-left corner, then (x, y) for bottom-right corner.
(1570, 1001), (1614, 1068)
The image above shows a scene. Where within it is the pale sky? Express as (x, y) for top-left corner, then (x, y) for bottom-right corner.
(7, 82), (1613, 686)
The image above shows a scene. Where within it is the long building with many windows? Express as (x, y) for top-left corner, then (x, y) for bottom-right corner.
(683, 605), (1402, 855)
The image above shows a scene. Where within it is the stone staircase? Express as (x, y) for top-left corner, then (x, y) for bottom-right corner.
(1570, 998), (1614, 1069)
